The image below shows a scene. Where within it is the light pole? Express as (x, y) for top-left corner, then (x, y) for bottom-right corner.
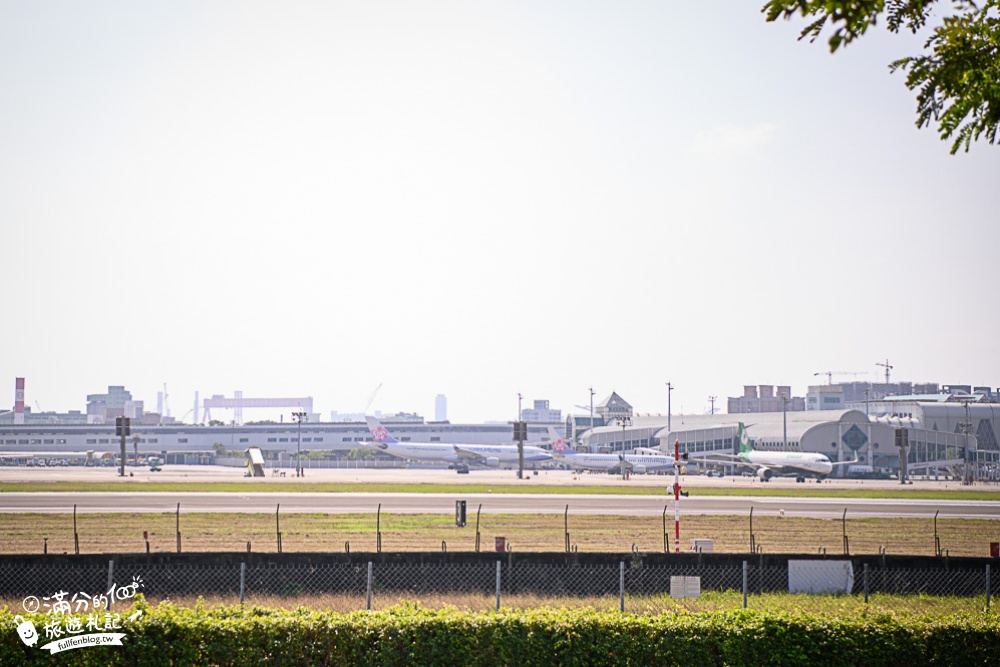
(517, 393), (524, 479)
(782, 396), (789, 449)
(589, 387), (595, 435)
(666, 382), (673, 433)
(618, 415), (631, 480)
(961, 400), (972, 485)
(292, 411), (307, 477)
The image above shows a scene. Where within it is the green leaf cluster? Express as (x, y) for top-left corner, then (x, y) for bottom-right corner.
(891, 3), (1000, 152)
(762, 0), (1000, 152)
(762, 0), (939, 51)
(2, 603), (998, 666)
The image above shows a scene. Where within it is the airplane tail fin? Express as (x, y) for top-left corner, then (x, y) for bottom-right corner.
(548, 428), (578, 455)
(365, 416), (398, 446)
(737, 422), (753, 454)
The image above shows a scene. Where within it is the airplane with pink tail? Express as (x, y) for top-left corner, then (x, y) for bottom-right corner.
(549, 427), (680, 473)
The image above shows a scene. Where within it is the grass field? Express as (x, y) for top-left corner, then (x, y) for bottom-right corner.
(2, 479), (999, 500)
(4, 511), (996, 556)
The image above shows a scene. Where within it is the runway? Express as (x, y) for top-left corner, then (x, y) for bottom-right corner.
(1, 491), (997, 520)
(2, 465), (998, 520)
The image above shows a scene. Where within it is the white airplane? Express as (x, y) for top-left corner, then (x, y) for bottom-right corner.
(364, 416), (552, 469)
(549, 428), (680, 474)
(702, 422), (856, 483)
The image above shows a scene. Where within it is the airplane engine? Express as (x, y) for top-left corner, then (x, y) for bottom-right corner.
(757, 468), (772, 482)
(485, 457), (500, 467)
(632, 465), (647, 474)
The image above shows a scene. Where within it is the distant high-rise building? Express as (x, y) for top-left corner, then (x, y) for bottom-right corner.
(728, 385), (805, 413)
(809, 381), (948, 411)
(86, 385), (143, 422)
(521, 399), (562, 423)
(435, 394), (447, 421)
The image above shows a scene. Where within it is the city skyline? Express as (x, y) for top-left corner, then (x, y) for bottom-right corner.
(3, 372), (992, 425)
(2, 2), (996, 425)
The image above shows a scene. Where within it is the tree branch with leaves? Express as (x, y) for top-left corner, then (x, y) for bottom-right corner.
(763, 0), (1000, 153)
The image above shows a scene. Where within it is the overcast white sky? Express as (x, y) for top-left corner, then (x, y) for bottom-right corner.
(1, 1), (997, 424)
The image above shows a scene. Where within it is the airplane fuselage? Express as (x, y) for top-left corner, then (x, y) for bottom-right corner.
(371, 441), (550, 465)
(554, 452), (675, 472)
(742, 451), (833, 477)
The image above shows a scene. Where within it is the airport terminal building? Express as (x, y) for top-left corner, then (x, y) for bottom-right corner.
(581, 401), (999, 480)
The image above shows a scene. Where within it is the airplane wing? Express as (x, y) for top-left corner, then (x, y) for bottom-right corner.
(690, 453), (751, 465)
(453, 446), (490, 464)
(453, 446), (480, 462)
(688, 453), (760, 474)
(829, 453), (860, 467)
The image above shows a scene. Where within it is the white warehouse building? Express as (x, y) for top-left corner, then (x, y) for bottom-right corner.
(580, 406), (996, 480)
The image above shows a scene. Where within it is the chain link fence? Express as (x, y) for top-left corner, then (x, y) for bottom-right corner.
(2, 558), (995, 617)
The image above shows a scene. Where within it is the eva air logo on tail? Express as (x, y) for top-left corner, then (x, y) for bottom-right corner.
(737, 423), (753, 455)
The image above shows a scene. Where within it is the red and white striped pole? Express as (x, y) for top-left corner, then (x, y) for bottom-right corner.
(14, 377), (25, 425)
(673, 438), (680, 553)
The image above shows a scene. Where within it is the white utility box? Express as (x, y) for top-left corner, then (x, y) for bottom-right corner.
(690, 538), (714, 553)
(670, 576), (701, 598)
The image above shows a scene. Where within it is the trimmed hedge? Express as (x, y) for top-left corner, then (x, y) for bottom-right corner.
(2, 602), (998, 667)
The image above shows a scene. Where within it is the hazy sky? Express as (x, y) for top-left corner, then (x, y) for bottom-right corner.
(2, 1), (997, 424)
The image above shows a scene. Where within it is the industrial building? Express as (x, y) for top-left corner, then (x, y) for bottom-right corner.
(0, 420), (555, 466)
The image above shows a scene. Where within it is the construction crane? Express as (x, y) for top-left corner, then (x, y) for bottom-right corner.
(876, 359), (893, 384)
(814, 371), (865, 385)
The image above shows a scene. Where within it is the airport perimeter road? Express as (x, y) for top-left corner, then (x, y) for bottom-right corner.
(1, 492), (997, 520)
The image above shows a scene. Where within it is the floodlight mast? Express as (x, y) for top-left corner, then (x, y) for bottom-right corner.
(292, 411), (307, 477)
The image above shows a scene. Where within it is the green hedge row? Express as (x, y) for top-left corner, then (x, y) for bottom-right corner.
(2, 602), (998, 667)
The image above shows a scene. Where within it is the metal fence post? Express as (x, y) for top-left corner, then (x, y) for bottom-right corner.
(864, 562), (869, 604)
(240, 562), (246, 605)
(619, 561), (625, 613)
(987, 563), (991, 611)
(366, 562), (373, 611)
(742, 560), (748, 609)
(496, 561), (502, 611)
(276, 504), (281, 554)
(106, 560), (114, 611)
